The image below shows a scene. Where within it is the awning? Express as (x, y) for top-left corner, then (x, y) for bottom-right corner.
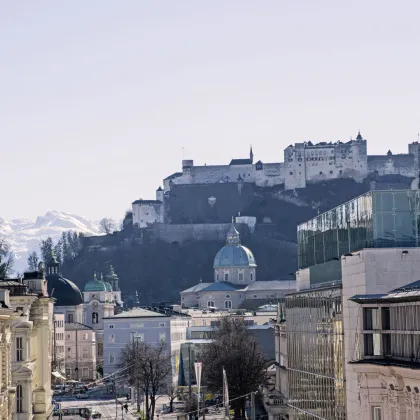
(52, 371), (66, 380)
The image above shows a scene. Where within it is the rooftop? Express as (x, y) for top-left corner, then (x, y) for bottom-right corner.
(104, 307), (166, 319)
(132, 199), (163, 205)
(229, 158), (253, 166)
(65, 322), (94, 331)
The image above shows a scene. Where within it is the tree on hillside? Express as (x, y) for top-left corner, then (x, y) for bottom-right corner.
(40, 237), (54, 264)
(27, 251), (39, 271)
(99, 218), (117, 235)
(0, 238), (15, 278)
(200, 317), (267, 419)
(119, 340), (172, 420)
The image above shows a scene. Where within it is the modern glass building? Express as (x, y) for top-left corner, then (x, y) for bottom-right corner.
(286, 285), (345, 420)
(298, 190), (420, 269)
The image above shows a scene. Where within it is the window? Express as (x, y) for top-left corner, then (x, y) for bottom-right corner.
(207, 301), (215, 308)
(16, 337), (23, 361)
(159, 323), (166, 328)
(216, 273), (219, 282)
(160, 333), (166, 343)
(372, 406), (382, 420)
(253, 294), (258, 299)
(269, 294), (275, 298)
(224, 273), (229, 281)
(67, 334), (71, 339)
(364, 333), (381, 356)
(382, 307), (390, 330)
(364, 308), (379, 330)
(382, 334), (391, 356)
(250, 272), (253, 281)
(68, 314), (74, 323)
(289, 172), (293, 175)
(133, 333), (144, 342)
(82, 367), (89, 378)
(225, 294), (231, 299)
(92, 312), (99, 324)
(224, 300), (232, 309)
(97, 343), (103, 357)
(238, 272), (244, 281)
(16, 384), (23, 413)
(83, 333), (88, 340)
(109, 324), (114, 329)
(109, 354), (115, 364)
(109, 334), (115, 344)
(82, 347), (89, 358)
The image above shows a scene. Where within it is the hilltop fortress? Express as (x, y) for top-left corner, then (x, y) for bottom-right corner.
(131, 132), (420, 234)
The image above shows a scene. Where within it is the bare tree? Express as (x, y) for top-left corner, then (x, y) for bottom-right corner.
(200, 317), (267, 419)
(165, 384), (179, 413)
(99, 218), (117, 235)
(0, 238), (15, 278)
(27, 251), (40, 271)
(119, 340), (172, 420)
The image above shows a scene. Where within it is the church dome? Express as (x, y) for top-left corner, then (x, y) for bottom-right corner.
(46, 253), (83, 306)
(84, 273), (107, 292)
(213, 224), (257, 268)
(104, 281), (112, 292)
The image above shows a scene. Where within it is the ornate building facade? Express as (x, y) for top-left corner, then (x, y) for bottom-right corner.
(0, 266), (55, 420)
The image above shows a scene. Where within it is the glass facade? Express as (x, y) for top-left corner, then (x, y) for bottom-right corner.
(286, 286), (345, 420)
(298, 190), (420, 269)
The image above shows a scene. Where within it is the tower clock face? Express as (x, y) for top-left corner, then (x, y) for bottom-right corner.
(92, 301), (99, 310)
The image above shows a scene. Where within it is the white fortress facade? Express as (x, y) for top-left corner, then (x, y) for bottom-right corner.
(132, 132), (420, 228)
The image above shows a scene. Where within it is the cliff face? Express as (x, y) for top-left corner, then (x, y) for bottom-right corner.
(63, 175), (414, 305)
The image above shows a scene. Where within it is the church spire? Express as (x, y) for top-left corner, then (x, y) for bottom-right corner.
(250, 145), (254, 163)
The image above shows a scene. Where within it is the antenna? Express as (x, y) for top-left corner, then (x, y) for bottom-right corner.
(182, 146), (185, 160)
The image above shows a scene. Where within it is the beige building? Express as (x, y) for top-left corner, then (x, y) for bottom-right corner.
(0, 289), (13, 420)
(0, 266), (55, 420)
(64, 323), (96, 381)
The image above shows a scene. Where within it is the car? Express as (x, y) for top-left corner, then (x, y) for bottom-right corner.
(91, 410), (102, 418)
(76, 392), (89, 400)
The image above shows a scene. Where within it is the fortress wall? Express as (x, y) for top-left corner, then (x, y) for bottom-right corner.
(255, 163), (285, 187)
(150, 222), (248, 244)
(368, 154), (415, 177)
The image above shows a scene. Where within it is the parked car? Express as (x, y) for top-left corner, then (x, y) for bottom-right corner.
(76, 392), (89, 400)
(91, 410), (102, 418)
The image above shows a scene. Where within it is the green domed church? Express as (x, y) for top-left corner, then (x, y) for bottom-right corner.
(180, 224), (295, 310)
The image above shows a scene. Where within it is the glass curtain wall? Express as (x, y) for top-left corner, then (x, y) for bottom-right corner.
(298, 190), (420, 269)
(286, 286), (345, 420)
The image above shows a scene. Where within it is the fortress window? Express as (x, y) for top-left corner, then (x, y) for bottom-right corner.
(319, 171), (323, 175)
(289, 172), (293, 175)
(339, 170), (343, 174)
(253, 294), (258, 299)
(330, 171), (333, 174)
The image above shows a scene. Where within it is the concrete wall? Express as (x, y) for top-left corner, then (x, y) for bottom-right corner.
(132, 202), (163, 228)
(341, 248), (420, 419)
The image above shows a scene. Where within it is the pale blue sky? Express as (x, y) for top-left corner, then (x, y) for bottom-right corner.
(1, 0), (420, 221)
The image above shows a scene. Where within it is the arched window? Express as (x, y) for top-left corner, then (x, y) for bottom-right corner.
(238, 272), (244, 281)
(92, 312), (98, 324)
(224, 300), (232, 309)
(216, 273), (219, 282)
(224, 273), (229, 281)
(250, 272), (253, 281)
(207, 301), (215, 308)
(16, 384), (23, 413)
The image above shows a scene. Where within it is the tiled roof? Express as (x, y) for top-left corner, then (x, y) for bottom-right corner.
(200, 282), (240, 292)
(65, 322), (93, 331)
(164, 172), (183, 181)
(181, 283), (212, 293)
(105, 307), (165, 319)
(229, 159), (252, 166)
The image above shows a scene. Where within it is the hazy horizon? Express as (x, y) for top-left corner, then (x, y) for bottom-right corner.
(2, 0), (420, 221)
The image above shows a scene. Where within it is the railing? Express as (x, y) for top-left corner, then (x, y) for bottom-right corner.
(264, 392), (288, 406)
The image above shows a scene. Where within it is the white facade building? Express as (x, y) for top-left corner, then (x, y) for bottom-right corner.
(52, 314), (65, 381)
(64, 323), (96, 381)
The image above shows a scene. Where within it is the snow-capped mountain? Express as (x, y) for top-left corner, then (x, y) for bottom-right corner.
(0, 211), (100, 274)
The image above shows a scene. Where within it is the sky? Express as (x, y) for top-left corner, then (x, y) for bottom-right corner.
(1, 0), (420, 221)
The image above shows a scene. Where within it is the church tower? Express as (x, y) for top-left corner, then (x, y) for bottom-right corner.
(250, 146), (254, 164)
